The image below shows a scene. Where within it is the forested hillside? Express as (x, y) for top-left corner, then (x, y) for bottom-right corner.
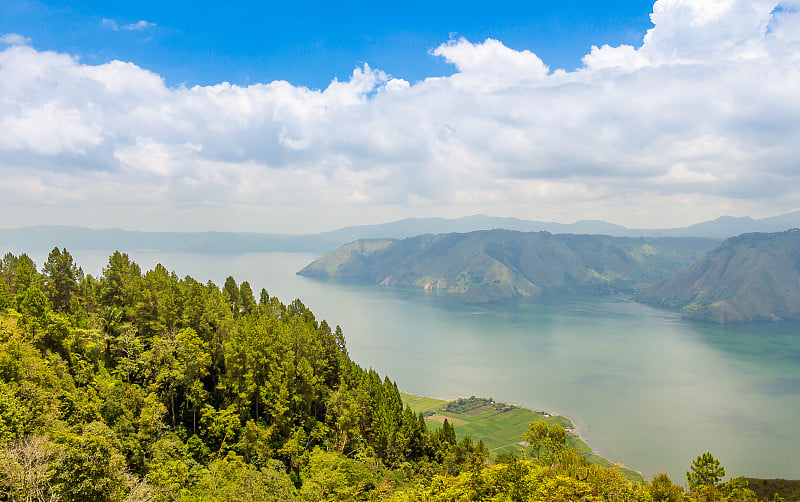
(638, 230), (800, 322)
(0, 248), (772, 500)
(298, 230), (719, 303)
(0, 248), (491, 500)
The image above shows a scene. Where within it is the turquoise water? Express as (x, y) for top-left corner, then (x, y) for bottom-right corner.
(25, 249), (800, 483)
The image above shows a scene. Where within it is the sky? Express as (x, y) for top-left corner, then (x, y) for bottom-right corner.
(1, 0), (799, 233)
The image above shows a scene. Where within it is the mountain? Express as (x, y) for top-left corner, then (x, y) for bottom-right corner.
(297, 230), (720, 303)
(314, 215), (631, 241)
(0, 217), (633, 255)
(2, 211), (799, 255)
(638, 229), (800, 322)
(311, 211), (800, 240)
(635, 213), (800, 238)
(0, 225), (341, 254)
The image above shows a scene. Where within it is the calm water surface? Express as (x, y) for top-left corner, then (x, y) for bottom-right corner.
(25, 249), (800, 482)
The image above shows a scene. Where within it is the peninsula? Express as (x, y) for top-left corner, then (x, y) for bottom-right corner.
(298, 230), (719, 303)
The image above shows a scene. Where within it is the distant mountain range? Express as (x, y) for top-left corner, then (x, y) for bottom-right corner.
(638, 229), (800, 322)
(314, 211), (800, 240)
(301, 228), (800, 322)
(297, 231), (719, 303)
(0, 225), (336, 255)
(2, 211), (800, 255)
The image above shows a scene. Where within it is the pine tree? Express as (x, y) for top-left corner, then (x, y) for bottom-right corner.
(43, 247), (79, 312)
(687, 452), (725, 492)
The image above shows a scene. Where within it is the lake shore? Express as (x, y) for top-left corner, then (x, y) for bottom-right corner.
(400, 391), (644, 483)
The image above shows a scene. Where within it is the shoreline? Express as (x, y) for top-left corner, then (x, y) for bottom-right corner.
(401, 391), (644, 481)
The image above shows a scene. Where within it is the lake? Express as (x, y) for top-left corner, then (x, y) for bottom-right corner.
(21, 248), (800, 483)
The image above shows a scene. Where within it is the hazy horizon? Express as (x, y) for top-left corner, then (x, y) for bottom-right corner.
(1, 209), (799, 235)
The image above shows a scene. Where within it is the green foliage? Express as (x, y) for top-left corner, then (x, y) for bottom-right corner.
(724, 477), (757, 502)
(743, 478), (800, 502)
(239, 281), (256, 316)
(9, 253), (40, 297)
(144, 432), (200, 500)
(222, 276), (239, 315)
(189, 452), (295, 502)
(19, 285), (48, 321)
(524, 421), (567, 460)
(100, 251), (141, 317)
(0, 281), (10, 312)
(0, 383), (31, 445)
(391, 447), (652, 502)
(687, 452), (726, 492)
(43, 247), (80, 313)
(298, 448), (383, 501)
(650, 473), (688, 502)
(53, 422), (129, 502)
(444, 396), (494, 414)
(439, 419), (456, 446)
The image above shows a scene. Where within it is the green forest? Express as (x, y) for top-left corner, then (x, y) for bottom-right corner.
(0, 248), (783, 501)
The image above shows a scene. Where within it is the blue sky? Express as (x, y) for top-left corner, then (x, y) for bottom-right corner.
(3, 0), (654, 88)
(0, 0), (799, 233)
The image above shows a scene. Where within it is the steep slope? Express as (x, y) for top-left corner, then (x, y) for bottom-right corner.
(638, 229), (800, 322)
(298, 230), (718, 303)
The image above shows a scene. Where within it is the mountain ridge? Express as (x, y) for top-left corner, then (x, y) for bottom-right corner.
(2, 211), (799, 254)
(297, 230), (720, 303)
(637, 229), (800, 322)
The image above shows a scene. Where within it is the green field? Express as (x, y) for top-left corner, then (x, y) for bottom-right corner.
(400, 393), (448, 414)
(401, 392), (643, 483)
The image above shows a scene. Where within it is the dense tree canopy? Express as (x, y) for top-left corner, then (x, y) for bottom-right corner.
(0, 249), (486, 500)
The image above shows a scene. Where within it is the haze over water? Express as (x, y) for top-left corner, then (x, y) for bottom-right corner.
(38, 248), (800, 484)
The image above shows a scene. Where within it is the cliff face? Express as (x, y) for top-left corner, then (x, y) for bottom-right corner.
(298, 230), (718, 303)
(638, 229), (800, 322)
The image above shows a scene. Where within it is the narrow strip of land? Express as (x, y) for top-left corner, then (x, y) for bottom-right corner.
(401, 392), (643, 483)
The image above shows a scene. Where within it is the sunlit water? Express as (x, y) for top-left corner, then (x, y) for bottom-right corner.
(19, 248), (800, 483)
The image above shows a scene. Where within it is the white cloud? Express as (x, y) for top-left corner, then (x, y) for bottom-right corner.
(642, 0), (778, 62)
(0, 33), (31, 46)
(101, 19), (156, 32)
(431, 38), (549, 90)
(582, 44), (649, 70)
(0, 103), (103, 155)
(101, 19), (120, 31)
(122, 20), (156, 31)
(432, 38), (548, 77)
(656, 164), (721, 184)
(1, 0), (800, 232)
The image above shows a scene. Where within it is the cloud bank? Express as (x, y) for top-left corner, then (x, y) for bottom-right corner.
(1, 0), (799, 231)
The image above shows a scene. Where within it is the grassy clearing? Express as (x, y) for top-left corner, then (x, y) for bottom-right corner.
(399, 392), (447, 414)
(402, 392), (643, 483)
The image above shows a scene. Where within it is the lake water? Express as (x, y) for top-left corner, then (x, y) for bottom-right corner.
(21, 248), (800, 483)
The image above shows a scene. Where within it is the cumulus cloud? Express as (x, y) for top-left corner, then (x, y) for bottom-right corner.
(1, 0), (800, 231)
(431, 38), (549, 89)
(582, 44), (649, 70)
